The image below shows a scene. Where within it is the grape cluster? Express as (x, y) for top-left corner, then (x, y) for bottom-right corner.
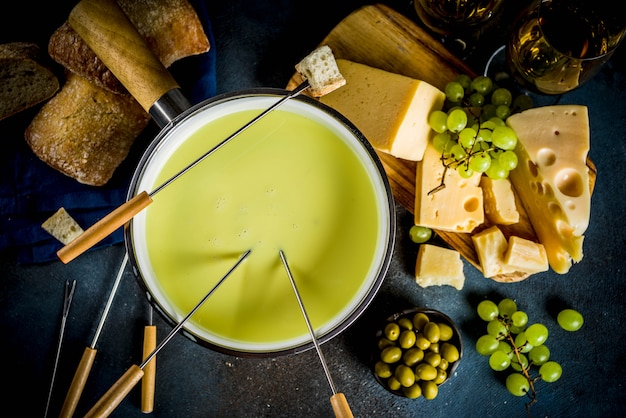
(427, 74), (534, 186)
(475, 298), (583, 410)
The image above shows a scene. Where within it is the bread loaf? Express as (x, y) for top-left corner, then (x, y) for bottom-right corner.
(0, 42), (59, 121)
(48, 0), (210, 94)
(25, 72), (150, 186)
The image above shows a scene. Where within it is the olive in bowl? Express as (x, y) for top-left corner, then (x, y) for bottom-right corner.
(373, 308), (463, 399)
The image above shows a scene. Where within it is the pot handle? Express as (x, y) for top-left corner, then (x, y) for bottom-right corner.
(68, 0), (180, 113)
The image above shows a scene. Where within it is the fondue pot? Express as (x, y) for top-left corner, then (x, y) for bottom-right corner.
(65, 0), (396, 357)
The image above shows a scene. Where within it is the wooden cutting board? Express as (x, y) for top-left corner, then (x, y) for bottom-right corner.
(287, 4), (596, 275)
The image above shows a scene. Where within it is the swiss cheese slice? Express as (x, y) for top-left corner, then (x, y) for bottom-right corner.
(415, 140), (484, 232)
(319, 59), (445, 161)
(506, 105), (591, 274)
(415, 244), (465, 290)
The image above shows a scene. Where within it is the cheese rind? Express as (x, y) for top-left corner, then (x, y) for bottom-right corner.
(480, 177), (519, 225)
(415, 140), (484, 232)
(319, 59), (445, 161)
(507, 105), (590, 274)
(415, 244), (465, 290)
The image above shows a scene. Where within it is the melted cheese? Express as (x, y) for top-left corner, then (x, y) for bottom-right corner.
(319, 59), (445, 161)
(415, 244), (464, 290)
(507, 105), (590, 274)
(415, 140), (484, 232)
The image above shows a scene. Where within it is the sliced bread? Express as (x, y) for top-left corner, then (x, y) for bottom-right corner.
(295, 45), (346, 97)
(0, 42), (59, 121)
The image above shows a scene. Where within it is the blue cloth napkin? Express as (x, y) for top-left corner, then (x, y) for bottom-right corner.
(0, 0), (216, 264)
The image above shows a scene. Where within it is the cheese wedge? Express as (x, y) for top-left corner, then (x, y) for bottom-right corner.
(507, 105), (590, 274)
(319, 59), (445, 161)
(480, 177), (519, 225)
(415, 140), (484, 232)
(504, 236), (549, 274)
(471, 225), (513, 278)
(415, 244), (465, 290)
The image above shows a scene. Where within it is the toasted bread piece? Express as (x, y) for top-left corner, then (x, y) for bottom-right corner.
(49, 0), (210, 94)
(42, 207), (84, 245)
(25, 72), (150, 186)
(0, 42), (60, 120)
(295, 45), (346, 97)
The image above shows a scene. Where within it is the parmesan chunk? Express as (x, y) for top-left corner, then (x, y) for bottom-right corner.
(480, 177), (519, 225)
(415, 244), (465, 290)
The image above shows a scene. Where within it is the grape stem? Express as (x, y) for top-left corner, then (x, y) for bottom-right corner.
(503, 323), (538, 417)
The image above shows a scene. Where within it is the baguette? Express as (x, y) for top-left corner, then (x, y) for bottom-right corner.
(0, 42), (59, 121)
(25, 72), (150, 186)
(48, 0), (210, 94)
(295, 45), (346, 97)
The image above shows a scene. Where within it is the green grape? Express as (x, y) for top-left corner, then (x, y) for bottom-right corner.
(469, 92), (485, 107)
(511, 310), (528, 328)
(487, 319), (508, 337)
(525, 323), (549, 346)
(485, 158), (508, 180)
(429, 110), (449, 133)
(432, 132), (451, 153)
(469, 152), (492, 173)
(512, 94), (533, 112)
(450, 144), (467, 161)
(506, 373), (530, 397)
(514, 332), (533, 353)
(481, 103), (497, 121)
(476, 334), (500, 356)
(457, 165), (474, 178)
(508, 325), (526, 335)
(477, 300), (499, 321)
(447, 108), (468, 133)
(498, 150), (519, 171)
(511, 353), (529, 372)
(491, 126), (518, 150)
(409, 225), (432, 243)
(496, 104), (511, 120)
(445, 81), (465, 102)
(539, 361), (562, 383)
(454, 74), (472, 90)
(471, 75), (493, 95)
(498, 299), (517, 317)
(491, 87), (513, 106)
(480, 119), (498, 132)
(528, 344), (550, 365)
(557, 309), (584, 331)
(488, 116), (506, 126)
(489, 350), (512, 371)
(476, 128), (492, 142)
(458, 127), (478, 148)
(497, 341), (514, 359)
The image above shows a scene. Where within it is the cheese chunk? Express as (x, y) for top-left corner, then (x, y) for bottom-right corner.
(504, 236), (549, 274)
(480, 177), (519, 225)
(472, 225), (514, 278)
(507, 105), (590, 274)
(319, 59), (445, 161)
(415, 140), (484, 232)
(415, 244), (464, 290)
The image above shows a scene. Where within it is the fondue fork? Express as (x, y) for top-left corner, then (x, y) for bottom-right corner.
(279, 250), (354, 418)
(84, 249), (251, 418)
(57, 80), (310, 265)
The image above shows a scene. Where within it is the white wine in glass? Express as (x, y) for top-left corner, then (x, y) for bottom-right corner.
(507, 0), (626, 94)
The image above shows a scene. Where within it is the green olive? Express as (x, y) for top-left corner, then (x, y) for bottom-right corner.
(384, 322), (401, 341)
(438, 358), (449, 371)
(402, 383), (422, 399)
(412, 312), (430, 331)
(429, 342), (440, 354)
(381, 346), (403, 364)
(424, 351), (442, 368)
(402, 347), (424, 367)
(377, 337), (395, 350)
(440, 342), (460, 363)
(374, 361), (392, 378)
(423, 322), (441, 343)
(434, 368), (447, 384)
(421, 380), (439, 400)
(398, 317), (414, 330)
(387, 376), (401, 391)
(415, 363), (438, 381)
(438, 322), (454, 341)
(394, 364), (416, 387)
(415, 333), (431, 350)
(399, 330), (417, 349)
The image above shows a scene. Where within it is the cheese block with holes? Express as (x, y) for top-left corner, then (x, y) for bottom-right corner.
(506, 105), (591, 274)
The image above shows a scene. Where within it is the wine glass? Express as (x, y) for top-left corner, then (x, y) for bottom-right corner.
(506, 0), (626, 95)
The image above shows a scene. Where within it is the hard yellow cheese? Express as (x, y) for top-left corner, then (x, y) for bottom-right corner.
(480, 177), (519, 225)
(415, 244), (465, 290)
(415, 140), (484, 232)
(507, 105), (590, 274)
(319, 59), (445, 161)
